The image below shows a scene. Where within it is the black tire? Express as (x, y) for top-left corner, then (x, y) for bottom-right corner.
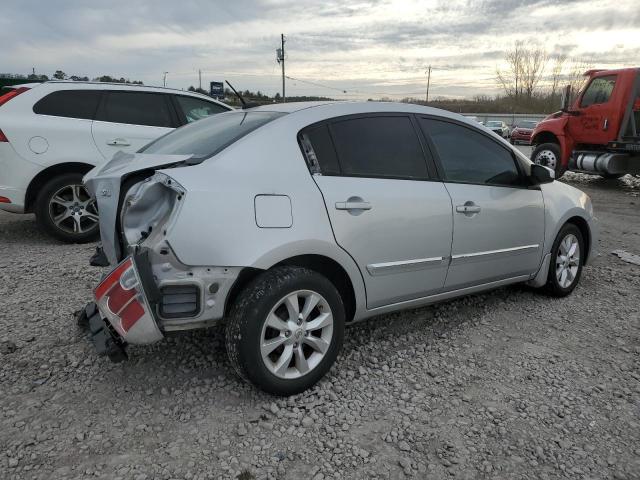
(225, 266), (345, 396)
(34, 173), (100, 243)
(599, 173), (625, 180)
(531, 142), (565, 179)
(543, 223), (584, 297)
(510, 138), (516, 145)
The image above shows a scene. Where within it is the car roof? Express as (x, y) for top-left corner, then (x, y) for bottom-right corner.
(251, 101), (486, 130)
(32, 81), (231, 107)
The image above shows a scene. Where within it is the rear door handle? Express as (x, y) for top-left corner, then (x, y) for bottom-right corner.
(335, 201), (372, 211)
(456, 203), (481, 214)
(107, 138), (131, 147)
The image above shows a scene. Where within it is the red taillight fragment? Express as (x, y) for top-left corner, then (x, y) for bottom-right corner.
(94, 258), (145, 333)
(0, 129), (8, 142)
(0, 87), (30, 108)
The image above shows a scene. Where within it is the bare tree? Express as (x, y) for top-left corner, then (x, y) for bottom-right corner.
(497, 42), (525, 99)
(549, 54), (567, 97)
(566, 58), (594, 101)
(497, 42), (547, 100)
(521, 47), (548, 99)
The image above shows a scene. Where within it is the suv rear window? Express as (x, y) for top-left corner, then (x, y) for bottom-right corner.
(97, 91), (174, 127)
(33, 90), (102, 120)
(141, 111), (285, 162)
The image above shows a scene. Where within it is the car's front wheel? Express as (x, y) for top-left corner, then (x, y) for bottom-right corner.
(225, 266), (345, 396)
(544, 223), (584, 296)
(34, 173), (100, 243)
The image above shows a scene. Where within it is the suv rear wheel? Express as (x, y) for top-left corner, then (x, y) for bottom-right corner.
(225, 266), (345, 396)
(531, 143), (565, 179)
(34, 173), (100, 243)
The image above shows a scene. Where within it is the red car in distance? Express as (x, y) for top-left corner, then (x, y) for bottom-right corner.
(510, 120), (538, 145)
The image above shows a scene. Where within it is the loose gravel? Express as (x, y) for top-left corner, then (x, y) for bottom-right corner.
(1, 173), (639, 480)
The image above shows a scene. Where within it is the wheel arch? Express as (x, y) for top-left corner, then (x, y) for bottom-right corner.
(566, 215), (592, 264)
(25, 162), (95, 213)
(531, 130), (560, 146)
(224, 254), (360, 323)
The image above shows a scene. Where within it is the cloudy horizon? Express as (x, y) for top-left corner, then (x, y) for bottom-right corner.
(2, 0), (638, 99)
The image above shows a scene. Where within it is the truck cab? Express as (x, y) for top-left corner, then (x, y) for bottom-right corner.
(531, 68), (640, 178)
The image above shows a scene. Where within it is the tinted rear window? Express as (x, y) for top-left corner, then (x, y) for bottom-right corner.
(98, 91), (173, 127)
(141, 111), (286, 162)
(33, 90), (101, 120)
(329, 116), (428, 179)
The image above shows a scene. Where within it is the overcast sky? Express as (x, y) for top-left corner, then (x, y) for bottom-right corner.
(2, 0), (638, 99)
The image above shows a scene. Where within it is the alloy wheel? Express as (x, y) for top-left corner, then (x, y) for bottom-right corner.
(555, 233), (580, 288)
(260, 290), (334, 380)
(48, 184), (99, 235)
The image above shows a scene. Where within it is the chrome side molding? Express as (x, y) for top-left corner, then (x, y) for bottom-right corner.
(452, 244), (539, 260)
(367, 256), (445, 276)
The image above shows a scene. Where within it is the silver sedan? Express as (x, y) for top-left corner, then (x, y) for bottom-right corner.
(81, 102), (597, 395)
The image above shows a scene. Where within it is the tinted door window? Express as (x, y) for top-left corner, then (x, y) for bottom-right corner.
(299, 124), (341, 175)
(580, 76), (616, 107)
(98, 91), (173, 127)
(174, 96), (229, 124)
(329, 116), (428, 179)
(420, 118), (521, 186)
(33, 90), (101, 120)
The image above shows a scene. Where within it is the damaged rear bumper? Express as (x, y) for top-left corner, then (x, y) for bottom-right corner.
(76, 302), (128, 363)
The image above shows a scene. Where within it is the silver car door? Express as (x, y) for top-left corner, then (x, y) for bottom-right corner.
(418, 117), (545, 290)
(300, 115), (453, 309)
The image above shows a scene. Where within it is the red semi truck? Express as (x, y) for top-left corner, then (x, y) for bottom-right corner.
(531, 67), (640, 179)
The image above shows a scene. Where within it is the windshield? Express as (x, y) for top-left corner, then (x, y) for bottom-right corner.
(141, 111), (286, 162)
(518, 121), (537, 129)
(486, 121), (502, 127)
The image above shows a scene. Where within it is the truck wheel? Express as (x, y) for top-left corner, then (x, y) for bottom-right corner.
(543, 223), (584, 297)
(34, 173), (100, 243)
(225, 266), (345, 396)
(531, 143), (565, 179)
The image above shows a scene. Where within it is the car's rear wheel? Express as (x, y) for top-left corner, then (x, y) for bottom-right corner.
(34, 173), (100, 243)
(531, 143), (565, 179)
(225, 266), (345, 396)
(543, 223), (584, 297)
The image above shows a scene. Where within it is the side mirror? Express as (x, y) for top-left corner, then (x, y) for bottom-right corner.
(560, 84), (572, 112)
(531, 164), (554, 184)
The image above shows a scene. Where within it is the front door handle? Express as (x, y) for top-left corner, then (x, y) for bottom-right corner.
(107, 138), (131, 147)
(336, 201), (372, 211)
(456, 202), (481, 215)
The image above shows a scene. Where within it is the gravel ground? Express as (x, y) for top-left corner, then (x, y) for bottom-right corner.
(1, 172), (639, 480)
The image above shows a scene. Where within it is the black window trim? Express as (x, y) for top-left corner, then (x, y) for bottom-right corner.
(297, 112), (439, 182)
(32, 89), (104, 121)
(417, 114), (531, 190)
(95, 90), (180, 128)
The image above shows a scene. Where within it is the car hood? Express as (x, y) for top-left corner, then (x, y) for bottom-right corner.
(84, 151), (193, 264)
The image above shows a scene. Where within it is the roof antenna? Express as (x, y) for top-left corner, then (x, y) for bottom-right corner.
(225, 80), (259, 109)
(225, 80), (247, 108)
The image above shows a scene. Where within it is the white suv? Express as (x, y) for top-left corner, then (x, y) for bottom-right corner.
(0, 81), (231, 242)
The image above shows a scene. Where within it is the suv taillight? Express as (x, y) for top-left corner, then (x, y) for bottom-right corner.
(0, 86), (30, 108)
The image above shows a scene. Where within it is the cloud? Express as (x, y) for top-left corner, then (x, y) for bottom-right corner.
(0, 0), (638, 98)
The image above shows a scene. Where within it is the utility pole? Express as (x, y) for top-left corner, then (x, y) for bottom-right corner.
(425, 66), (432, 103)
(276, 34), (286, 102)
(163, 71), (168, 87)
(198, 69), (202, 90)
